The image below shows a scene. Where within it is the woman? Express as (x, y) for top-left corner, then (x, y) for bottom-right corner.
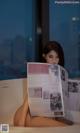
(42, 41), (64, 66)
(14, 41), (67, 127)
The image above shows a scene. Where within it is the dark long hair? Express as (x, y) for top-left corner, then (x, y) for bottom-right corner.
(42, 41), (64, 67)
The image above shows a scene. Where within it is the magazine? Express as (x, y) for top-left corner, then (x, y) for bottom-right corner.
(27, 62), (80, 123)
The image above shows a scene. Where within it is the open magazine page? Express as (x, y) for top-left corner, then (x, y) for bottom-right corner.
(27, 63), (66, 117)
(67, 79), (80, 123)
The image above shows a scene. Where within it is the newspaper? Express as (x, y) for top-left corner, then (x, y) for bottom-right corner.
(67, 79), (80, 123)
(27, 62), (69, 118)
(27, 62), (80, 123)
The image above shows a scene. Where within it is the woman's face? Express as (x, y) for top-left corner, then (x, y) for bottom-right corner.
(44, 50), (59, 64)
